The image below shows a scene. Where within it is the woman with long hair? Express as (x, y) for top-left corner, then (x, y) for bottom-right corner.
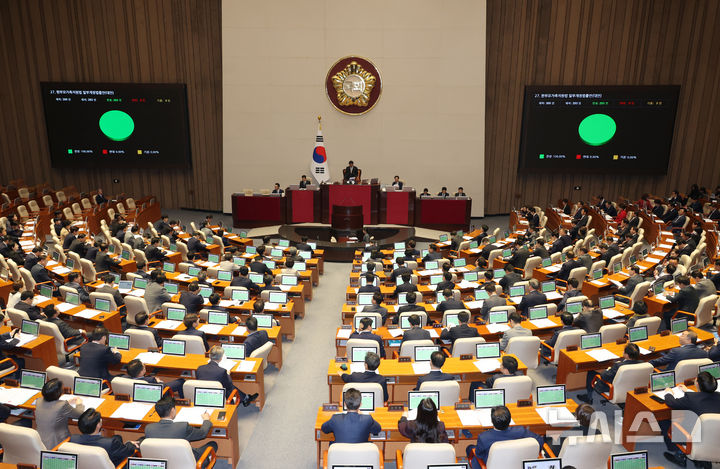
(397, 397), (449, 443)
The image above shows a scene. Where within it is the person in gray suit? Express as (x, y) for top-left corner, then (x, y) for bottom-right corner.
(577, 247), (593, 271)
(35, 378), (85, 449)
(144, 396), (217, 465)
(144, 270), (171, 313)
(572, 300), (603, 334)
(617, 265), (644, 296)
(499, 312), (531, 351)
(480, 283), (506, 322)
(401, 314), (431, 343)
(95, 273), (125, 308)
(691, 270), (717, 299)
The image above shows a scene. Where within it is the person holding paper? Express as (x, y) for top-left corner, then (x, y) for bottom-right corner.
(342, 160), (360, 184)
(179, 282), (203, 315)
(414, 351), (455, 390)
(36, 378), (85, 449)
(196, 346), (258, 407)
(398, 397), (449, 443)
(616, 265), (644, 296)
(467, 356), (522, 400)
(577, 343), (641, 404)
(339, 351), (388, 403)
(321, 388), (381, 443)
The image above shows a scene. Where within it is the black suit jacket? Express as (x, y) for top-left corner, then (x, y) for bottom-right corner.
(341, 370), (389, 402)
(665, 389), (720, 415)
(179, 291), (203, 315)
(69, 434), (136, 466)
(499, 272), (521, 293)
(668, 285), (700, 314)
(15, 301), (44, 320)
(344, 166), (359, 180)
(63, 234), (76, 250)
(390, 267), (412, 283)
(230, 276), (260, 293)
(650, 344), (708, 370)
(145, 418), (212, 442)
(244, 330), (269, 357)
(415, 370), (455, 390)
(145, 246), (167, 263)
(394, 282), (418, 297)
(349, 331), (385, 358)
(436, 298), (464, 313)
(30, 264), (53, 284)
(440, 323), (479, 343)
(46, 317), (81, 339)
(556, 259), (583, 281)
(533, 246), (549, 259)
(176, 326), (209, 352)
(249, 261), (272, 276)
(518, 291), (548, 318)
(78, 342), (121, 382)
(187, 237), (207, 256)
(196, 360), (237, 399)
(95, 252), (120, 272)
(507, 248), (531, 269)
(359, 285), (381, 294)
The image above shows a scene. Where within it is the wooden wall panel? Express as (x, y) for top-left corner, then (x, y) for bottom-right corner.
(0, 0), (222, 211)
(485, 0), (720, 214)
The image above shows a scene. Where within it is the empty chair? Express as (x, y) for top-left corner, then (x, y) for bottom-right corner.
(324, 442), (380, 469)
(27, 199), (40, 213)
(141, 438), (216, 469)
(19, 267), (36, 291)
(451, 337), (486, 357)
(90, 291), (118, 311)
(341, 382), (384, 408)
(0, 423), (46, 464)
(396, 443), (456, 469)
(599, 324), (627, 344)
(567, 266), (588, 286)
(42, 194), (54, 207)
(634, 316), (661, 335)
(493, 375), (533, 403)
(616, 281), (651, 308)
(505, 336), (541, 369)
(182, 380), (227, 404)
(398, 339), (434, 358)
(542, 329), (586, 365)
(38, 320), (83, 365)
(79, 258), (98, 283)
(419, 380), (460, 407)
(249, 341), (273, 370)
(673, 358), (713, 383)
(523, 256), (542, 280)
(124, 296), (151, 326)
(556, 433), (613, 469)
(126, 328), (158, 349)
(17, 205), (29, 221)
(6, 307), (30, 328)
(591, 362), (653, 405)
(110, 376), (145, 395)
(670, 414), (720, 467)
(58, 441), (117, 469)
(46, 365), (79, 390)
(675, 294), (718, 328)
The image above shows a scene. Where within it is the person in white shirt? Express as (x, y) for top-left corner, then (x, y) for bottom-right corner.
(280, 258), (300, 277)
(6, 282), (23, 309)
(218, 253), (239, 272)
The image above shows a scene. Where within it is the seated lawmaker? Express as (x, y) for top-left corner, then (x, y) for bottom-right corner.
(415, 351), (454, 390)
(71, 409), (138, 466)
(342, 160), (360, 184)
(650, 330), (707, 371)
(517, 279), (546, 318)
(78, 326), (121, 382)
(578, 343), (641, 404)
(350, 317), (385, 358)
(43, 304), (84, 346)
(500, 312), (530, 351)
(396, 293), (426, 319)
(197, 346), (258, 406)
(394, 273), (418, 296)
(14, 291), (45, 320)
(243, 316), (270, 357)
(397, 397), (449, 443)
(454, 187), (466, 197)
(437, 187), (450, 198)
(179, 282), (203, 315)
(339, 351), (388, 403)
(540, 312), (577, 361)
(96, 273), (125, 308)
(391, 175), (403, 189)
(436, 288), (464, 313)
(321, 388), (381, 442)
(176, 313), (209, 352)
(362, 292), (388, 326)
(129, 312), (162, 347)
(468, 355), (522, 399)
(187, 231), (209, 259)
(35, 378), (85, 449)
(358, 273), (381, 294)
(299, 175), (309, 188)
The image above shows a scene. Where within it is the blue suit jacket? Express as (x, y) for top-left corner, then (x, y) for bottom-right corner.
(244, 330), (269, 357)
(320, 412), (381, 443)
(650, 344), (708, 370)
(471, 426), (543, 467)
(196, 360), (237, 399)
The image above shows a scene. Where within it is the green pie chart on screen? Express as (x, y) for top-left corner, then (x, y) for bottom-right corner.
(99, 110), (134, 141)
(578, 113), (616, 146)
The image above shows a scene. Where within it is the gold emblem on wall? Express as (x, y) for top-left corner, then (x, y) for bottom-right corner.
(325, 56), (382, 115)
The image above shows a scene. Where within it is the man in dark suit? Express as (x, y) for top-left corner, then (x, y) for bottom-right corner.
(532, 239), (549, 259)
(440, 310), (479, 344)
(395, 293), (426, 319)
(362, 292), (389, 326)
(436, 288), (464, 313)
(339, 351), (388, 402)
(129, 312), (162, 347)
(30, 257), (55, 286)
(506, 243), (530, 270)
(43, 304), (84, 346)
(554, 252), (583, 282)
(598, 242), (620, 265)
(68, 233), (89, 258)
(358, 272), (380, 294)
(651, 330), (708, 370)
(179, 282), (204, 315)
(466, 405), (543, 467)
(295, 236), (312, 251)
(663, 275), (700, 330)
(14, 291), (44, 320)
(342, 160), (360, 183)
(176, 313), (209, 352)
(652, 263), (676, 290)
(23, 246), (42, 270)
(321, 388), (381, 442)
(298, 175), (309, 189)
(96, 273), (125, 308)
(670, 207), (688, 231)
(144, 237), (167, 264)
(435, 271), (455, 293)
(187, 231), (209, 259)
(617, 265), (645, 296)
(661, 371), (720, 467)
(71, 409), (137, 465)
(62, 226), (79, 250)
(94, 244), (120, 273)
(662, 204), (679, 223)
(394, 273), (419, 298)
(400, 313), (431, 344)
(391, 175), (403, 190)
(577, 343), (642, 404)
(145, 396), (217, 466)
(548, 233), (564, 255)
(94, 189), (109, 205)
(480, 283), (506, 322)
(84, 241), (100, 262)
(154, 215), (172, 235)
(123, 358), (184, 397)
(422, 244), (443, 262)
(65, 272), (90, 303)
(558, 278), (583, 311)
(468, 356), (523, 398)
(197, 346), (257, 406)
(390, 258), (412, 284)
(708, 259), (720, 290)
(415, 351), (455, 390)
(577, 246), (593, 271)
(230, 265), (261, 293)
(351, 317), (386, 358)
(78, 326), (121, 382)
(651, 199), (665, 218)
(249, 250), (273, 276)
(540, 312), (578, 361)
(498, 264), (521, 294)
(572, 300), (603, 334)
(243, 316), (269, 357)
(517, 279), (547, 318)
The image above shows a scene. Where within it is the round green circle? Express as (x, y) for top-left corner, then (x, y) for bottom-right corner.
(578, 113), (616, 146)
(99, 110), (134, 141)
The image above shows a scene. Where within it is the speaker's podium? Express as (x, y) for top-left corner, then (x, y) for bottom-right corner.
(285, 185), (321, 223)
(320, 181), (380, 225)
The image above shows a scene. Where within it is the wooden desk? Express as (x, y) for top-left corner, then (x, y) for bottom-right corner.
(37, 298), (123, 333)
(231, 193), (287, 228)
(0, 326), (58, 369)
(0, 279), (11, 304)
(414, 197), (471, 231)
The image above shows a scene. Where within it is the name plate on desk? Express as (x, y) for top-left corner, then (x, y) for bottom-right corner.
(398, 356), (411, 363)
(335, 356), (348, 363)
(460, 354), (473, 360)
(566, 345), (578, 352)
(517, 398), (533, 407)
(388, 404), (404, 412)
(455, 402), (471, 410)
(323, 403), (339, 412)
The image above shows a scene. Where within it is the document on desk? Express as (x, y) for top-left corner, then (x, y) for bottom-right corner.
(464, 300), (484, 309)
(265, 303), (283, 311)
(136, 352), (165, 365)
(33, 294), (52, 304)
(217, 358), (238, 372)
(52, 266), (72, 274)
(175, 406), (213, 425)
(545, 265), (562, 273)
(61, 394), (105, 410)
(0, 387), (40, 406)
(654, 386), (687, 400)
(199, 324), (225, 335)
(608, 279), (624, 289)
(279, 285), (292, 292)
(218, 300), (235, 308)
(474, 358), (501, 373)
(590, 280), (607, 287)
(412, 362), (431, 375)
(155, 320), (182, 330)
(458, 281), (479, 289)
(74, 308), (101, 319)
(336, 329), (352, 339)
(509, 296), (522, 304)
(535, 406), (578, 426)
(659, 243), (674, 249)
(111, 402), (153, 420)
(15, 333), (38, 347)
(545, 291), (563, 301)
(230, 326), (248, 336)
(468, 248), (482, 254)
(236, 360), (256, 372)
(602, 308), (625, 319)
(638, 347), (651, 355)
(174, 273), (194, 281)
(486, 324), (510, 334)
(585, 349), (619, 362)
(655, 294), (669, 302)
(529, 318), (557, 329)
(417, 269), (442, 276)
(646, 256), (664, 263)
(388, 328), (404, 338)
(350, 363), (365, 373)
(427, 329), (439, 338)
(127, 289), (146, 297)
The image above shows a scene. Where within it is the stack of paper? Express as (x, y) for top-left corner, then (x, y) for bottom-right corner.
(529, 318), (557, 328)
(545, 291), (563, 301)
(336, 329), (352, 339)
(127, 289), (146, 297)
(535, 406), (578, 426)
(111, 402), (153, 420)
(74, 309), (100, 319)
(590, 280), (606, 286)
(545, 265), (562, 273)
(230, 326), (248, 336)
(217, 358), (238, 372)
(486, 324), (510, 334)
(53, 266), (71, 274)
(427, 329), (439, 338)
(218, 300), (235, 307)
(388, 329), (404, 338)
(349, 363), (365, 373)
(0, 387), (40, 406)
(154, 320), (182, 330)
(464, 300), (484, 309)
(199, 324), (224, 335)
(33, 295), (51, 304)
(55, 302), (76, 313)
(175, 407), (213, 425)
(654, 386), (686, 400)
(585, 349), (619, 362)
(412, 362), (431, 374)
(474, 358), (501, 373)
(608, 279), (624, 289)
(175, 273), (194, 281)
(15, 333), (38, 347)
(61, 394), (105, 410)
(236, 360), (256, 372)
(136, 352), (165, 365)
(655, 294), (669, 302)
(602, 309), (625, 319)
(458, 281), (479, 289)
(638, 347), (651, 355)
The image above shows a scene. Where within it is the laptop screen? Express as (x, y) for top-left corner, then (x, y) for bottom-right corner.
(52, 250), (60, 261)
(221, 343), (245, 360)
(699, 362), (720, 379)
(476, 342), (501, 359)
(108, 333), (130, 350)
(194, 387), (225, 408)
(351, 347), (376, 363)
(162, 339), (186, 356)
(264, 260), (276, 269)
(394, 242), (405, 250)
(493, 268), (505, 279)
(399, 315), (412, 329)
(502, 248), (512, 258)
(408, 391), (439, 410)
(566, 302), (582, 314)
(528, 306), (548, 320)
(599, 296), (615, 309)
(651, 371), (675, 392)
(39, 284), (53, 298)
(425, 260), (439, 270)
(509, 285), (526, 297)
(217, 270), (232, 281)
(254, 314), (273, 328)
(208, 254), (220, 263)
(474, 389), (505, 409)
(66, 258), (76, 270)
(610, 451), (648, 469)
(94, 298), (111, 312)
(162, 262), (175, 273)
(245, 246), (257, 254)
(628, 326), (648, 342)
(445, 313), (460, 327)
(268, 291), (287, 304)
(536, 385), (566, 406)
(580, 333), (602, 350)
(488, 309), (508, 324)
(343, 391), (375, 412)
(414, 345), (440, 362)
(164, 282), (179, 294)
(299, 250), (311, 260)
(166, 307), (186, 321)
(127, 458), (168, 469)
(295, 261), (307, 271)
(278, 239), (290, 247)
(208, 310), (229, 325)
(65, 290), (80, 305)
(121, 250), (131, 261)
(134, 278), (148, 289)
(522, 460), (562, 469)
(612, 263), (621, 274)
(307, 242), (316, 250)
(281, 275), (298, 286)
(357, 293), (374, 306)
(270, 248), (283, 258)
(439, 234), (448, 242)
(671, 318), (688, 334)
(541, 280), (555, 293)
(40, 451), (78, 469)
(360, 274), (376, 286)
(21, 319), (39, 336)
(436, 291), (448, 303)
(168, 244), (177, 252)
(541, 258), (552, 268)
(195, 286), (211, 298)
(430, 274), (443, 285)
(233, 257), (245, 266)
(474, 289), (489, 300)
(354, 315), (378, 330)
(652, 282), (664, 295)
(188, 266), (201, 277)
(21, 369), (46, 390)
(74, 377), (102, 398)
(133, 382), (163, 403)
(591, 269), (603, 280)
(397, 292), (408, 305)
(453, 258), (466, 268)
(118, 280), (132, 291)
(464, 271), (478, 282)
(249, 273), (263, 284)
(232, 289), (250, 302)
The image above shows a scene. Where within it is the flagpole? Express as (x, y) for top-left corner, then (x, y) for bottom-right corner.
(318, 115), (322, 131)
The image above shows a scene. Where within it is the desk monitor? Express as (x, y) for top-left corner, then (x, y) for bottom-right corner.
(163, 282), (179, 295)
(425, 260), (439, 270)
(395, 273), (405, 284)
(249, 273), (263, 284)
(254, 314), (273, 328)
(205, 235), (214, 244)
(166, 307), (186, 321)
(118, 280), (132, 291)
(194, 387), (225, 408)
(476, 342), (501, 359)
(108, 244), (116, 254)
(231, 289), (250, 302)
(599, 296), (615, 309)
(133, 382), (163, 403)
(270, 248), (283, 258)
(94, 297), (111, 312)
(474, 389), (504, 409)
(509, 284), (526, 297)
(21, 319), (39, 336)
(439, 234), (449, 242)
(493, 268), (505, 279)
(566, 302), (582, 314)
(408, 391), (439, 410)
(580, 333), (602, 350)
(652, 282), (664, 295)
(453, 258), (466, 268)
(357, 293), (374, 306)
(394, 242), (405, 250)
(421, 249), (429, 258)
(281, 275), (298, 286)
(233, 257), (245, 266)
(208, 254), (220, 264)
(162, 339), (186, 356)
(612, 262), (622, 274)
(610, 451), (648, 469)
(245, 246), (257, 255)
(397, 292), (408, 306)
(360, 262), (368, 272)
(278, 239), (290, 248)
(699, 362), (720, 379)
(133, 278), (148, 290)
(121, 250), (132, 261)
(217, 270), (232, 282)
(436, 291), (448, 303)
(464, 271), (479, 282)
(474, 289), (489, 300)
(264, 260), (276, 270)
(428, 465), (469, 469)
(343, 391), (374, 412)
(591, 269), (603, 280)
(110, 272), (122, 284)
(162, 262), (174, 273)
(199, 286), (213, 298)
(430, 274), (443, 285)
(469, 241), (479, 249)
(541, 280), (556, 293)
(208, 310), (229, 325)
(108, 333), (130, 350)
(354, 315), (378, 330)
(629, 256), (637, 264)
(414, 345), (440, 362)
(268, 291), (287, 304)
(541, 258), (552, 268)
(502, 248), (512, 258)
(488, 236), (497, 243)
(127, 458), (168, 469)
(561, 253), (567, 262)
(21, 369), (46, 390)
(445, 313), (460, 327)
(40, 451), (78, 469)
(188, 266), (202, 277)
(399, 315), (412, 330)
(51, 250), (60, 262)
(671, 317), (688, 334)
(74, 377), (102, 398)
(299, 250), (312, 260)
(351, 347), (376, 363)
(536, 385), (566, 406)
(168, 244), (177, 252)
(488, 309), (508, 324)
(522, 459), (562, 469)
(38, 283), (53, 298)
(221, 343), (245, 360)
(628, 326), (648, 343)
(651, 371), (675, 392)
(295, 261), (307, 271)
(307, 241), (317, 250)
(529, 305), (548, 320)
(65, 290), (80, 306)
